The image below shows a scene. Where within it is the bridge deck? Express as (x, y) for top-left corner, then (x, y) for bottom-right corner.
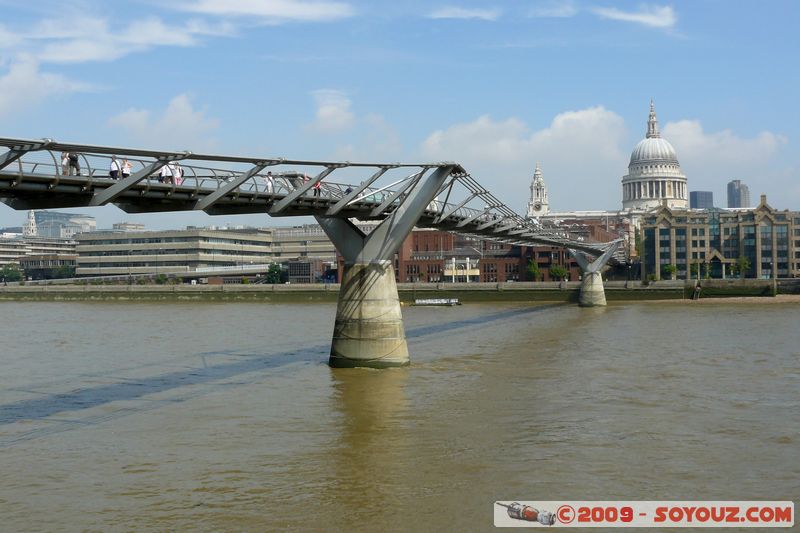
(0, 137), (623, 258)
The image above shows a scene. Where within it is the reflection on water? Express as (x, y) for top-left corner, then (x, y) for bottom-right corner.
(0, 301), (798, 531)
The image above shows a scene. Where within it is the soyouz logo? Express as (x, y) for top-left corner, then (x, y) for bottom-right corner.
(493, 501), (794, 528)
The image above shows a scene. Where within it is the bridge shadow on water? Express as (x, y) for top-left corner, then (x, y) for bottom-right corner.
(0, 303), (566, 434)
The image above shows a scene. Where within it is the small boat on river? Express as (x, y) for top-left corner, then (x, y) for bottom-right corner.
(413, 298), (461, 306)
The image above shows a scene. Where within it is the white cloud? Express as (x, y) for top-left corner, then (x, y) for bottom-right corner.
(108, 94), (220, 150)
(333, 112), (403, 160)
(0, 57), (90, 118)
(428, 6), (501, 21)
(177, 0), (355, 22)
(528, 1), (578, 18)
(662, 120), (788, 196)
(309, 89), (355, 133)
(663, 120), (786, 166)
(0, 24), (22, 48)
(421, 107), (628, 211)
(592, 4), (676, 29)
(33, 16), (235, 64)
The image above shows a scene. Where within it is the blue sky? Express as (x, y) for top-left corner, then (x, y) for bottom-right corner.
(1, 0), (798, 229)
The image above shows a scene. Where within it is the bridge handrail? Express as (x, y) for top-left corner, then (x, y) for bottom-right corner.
(0, 139), (624, 259)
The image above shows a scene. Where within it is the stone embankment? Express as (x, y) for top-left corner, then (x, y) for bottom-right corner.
(1, 279), (797, 302)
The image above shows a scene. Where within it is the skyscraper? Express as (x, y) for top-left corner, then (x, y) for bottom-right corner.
(727, 180), (751, 208)
(689, 191), (714, 209)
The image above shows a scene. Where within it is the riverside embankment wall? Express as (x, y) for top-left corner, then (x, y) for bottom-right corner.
(1, 279), (794, 302)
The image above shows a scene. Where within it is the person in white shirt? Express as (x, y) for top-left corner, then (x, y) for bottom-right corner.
(122, 159), (132, 178)
(159, 164), (173, 184)
(265, 171), (274, 193)
(61, 153), (70, 176)
(109, 156), (121, 180)
(173, 163), (184, 185)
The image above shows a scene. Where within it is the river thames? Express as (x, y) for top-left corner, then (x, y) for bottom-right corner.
(0, 301), (797, 531)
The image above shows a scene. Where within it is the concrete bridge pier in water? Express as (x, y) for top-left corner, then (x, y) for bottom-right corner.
(569, 241), (621, 307)
(316, 165), (455, 368)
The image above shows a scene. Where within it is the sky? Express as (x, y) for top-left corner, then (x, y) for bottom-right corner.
(0, 0), (798, 229)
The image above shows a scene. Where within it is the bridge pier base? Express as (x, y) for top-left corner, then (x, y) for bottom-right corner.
(578, 271), (606, 307)
(316, 165), (454, 368)
(330, 261), (408, 367)
(569, 240), (621, 308)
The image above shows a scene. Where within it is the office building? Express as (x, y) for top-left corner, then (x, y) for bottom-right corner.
(75, 229), (274, 277)
(33, 210), (96, 239)
(0, 237), (76, 266)
(641, 195), (799, 280)
(727, 180), (751, 208)
(689, 191), (714, 209)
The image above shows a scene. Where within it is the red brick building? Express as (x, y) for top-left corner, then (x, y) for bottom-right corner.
(337, 229), (585, 283)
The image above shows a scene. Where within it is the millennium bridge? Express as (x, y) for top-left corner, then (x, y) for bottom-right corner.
(1, 137), (621, 367)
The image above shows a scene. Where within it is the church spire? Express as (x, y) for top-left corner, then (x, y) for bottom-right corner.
(23, 210), (38, 237)
(533, 161), (543, 183)
(526, 162), (549, 218)
(647, 98), (660, 138)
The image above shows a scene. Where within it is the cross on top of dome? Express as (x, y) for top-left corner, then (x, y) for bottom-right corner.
(647, 98), (660, 139)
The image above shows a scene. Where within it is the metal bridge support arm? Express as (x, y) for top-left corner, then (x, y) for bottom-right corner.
(269, 166), (337, 214)
(0, 140), (53, 171)
(315, 165), (455, 368)
(193, 162), (272, 211)
(89, 154), (188, 206)
(569, 240), (621, 307)
(369, 170), (424, 217)
(325, 166), (391, 216)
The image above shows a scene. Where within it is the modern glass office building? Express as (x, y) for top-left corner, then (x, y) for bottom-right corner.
(641, 195), (798, 280)
(689, 191), (714, 209)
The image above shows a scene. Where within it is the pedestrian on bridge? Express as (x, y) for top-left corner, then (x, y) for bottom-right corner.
(265, 171), (274, 193)
(313, 180), (321, 197)
(68, 152), (80, 175)
(61, 152), (70, 175)
(159, 164), (173, 184)
(173, 163), (184, 185)
(109, 156), (121, 180)
(122, 159), (132, 179)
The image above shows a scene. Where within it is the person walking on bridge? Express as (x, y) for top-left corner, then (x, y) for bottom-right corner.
(68, 152), (80, 175)
(265, 171), (274, 193)
(159, 164), (173, 184)
(122, 158), (132, 179)
(109, 156), (121, 180)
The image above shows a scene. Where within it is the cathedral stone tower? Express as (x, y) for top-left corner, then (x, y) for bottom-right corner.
(526, 163), (549, 218)
(22, 210), (38, 237)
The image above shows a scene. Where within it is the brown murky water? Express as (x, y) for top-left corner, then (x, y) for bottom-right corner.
(0, 301), (798, 531)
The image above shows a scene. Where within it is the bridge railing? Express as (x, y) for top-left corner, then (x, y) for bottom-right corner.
(1, 146), (588, 242)
(1, 141), (621, 258)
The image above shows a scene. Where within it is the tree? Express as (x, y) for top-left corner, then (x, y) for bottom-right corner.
(265, 263), (283, 284)
(526, 260), (540, 281)
(689, 262), (699, 279)
(662, 264), (677, 280)
(736, 256), (751, 278)
(1, 264), (22, 283)
(549, 265), (568, 281)
(54, 265), (75, 279)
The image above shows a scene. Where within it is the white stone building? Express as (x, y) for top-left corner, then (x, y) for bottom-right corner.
(621, 100), (688, 210)
(526, 163), (550, 218)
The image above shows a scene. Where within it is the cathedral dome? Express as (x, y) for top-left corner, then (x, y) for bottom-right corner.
(621, 100), (688, 211)
(629, 136), (678, 165)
